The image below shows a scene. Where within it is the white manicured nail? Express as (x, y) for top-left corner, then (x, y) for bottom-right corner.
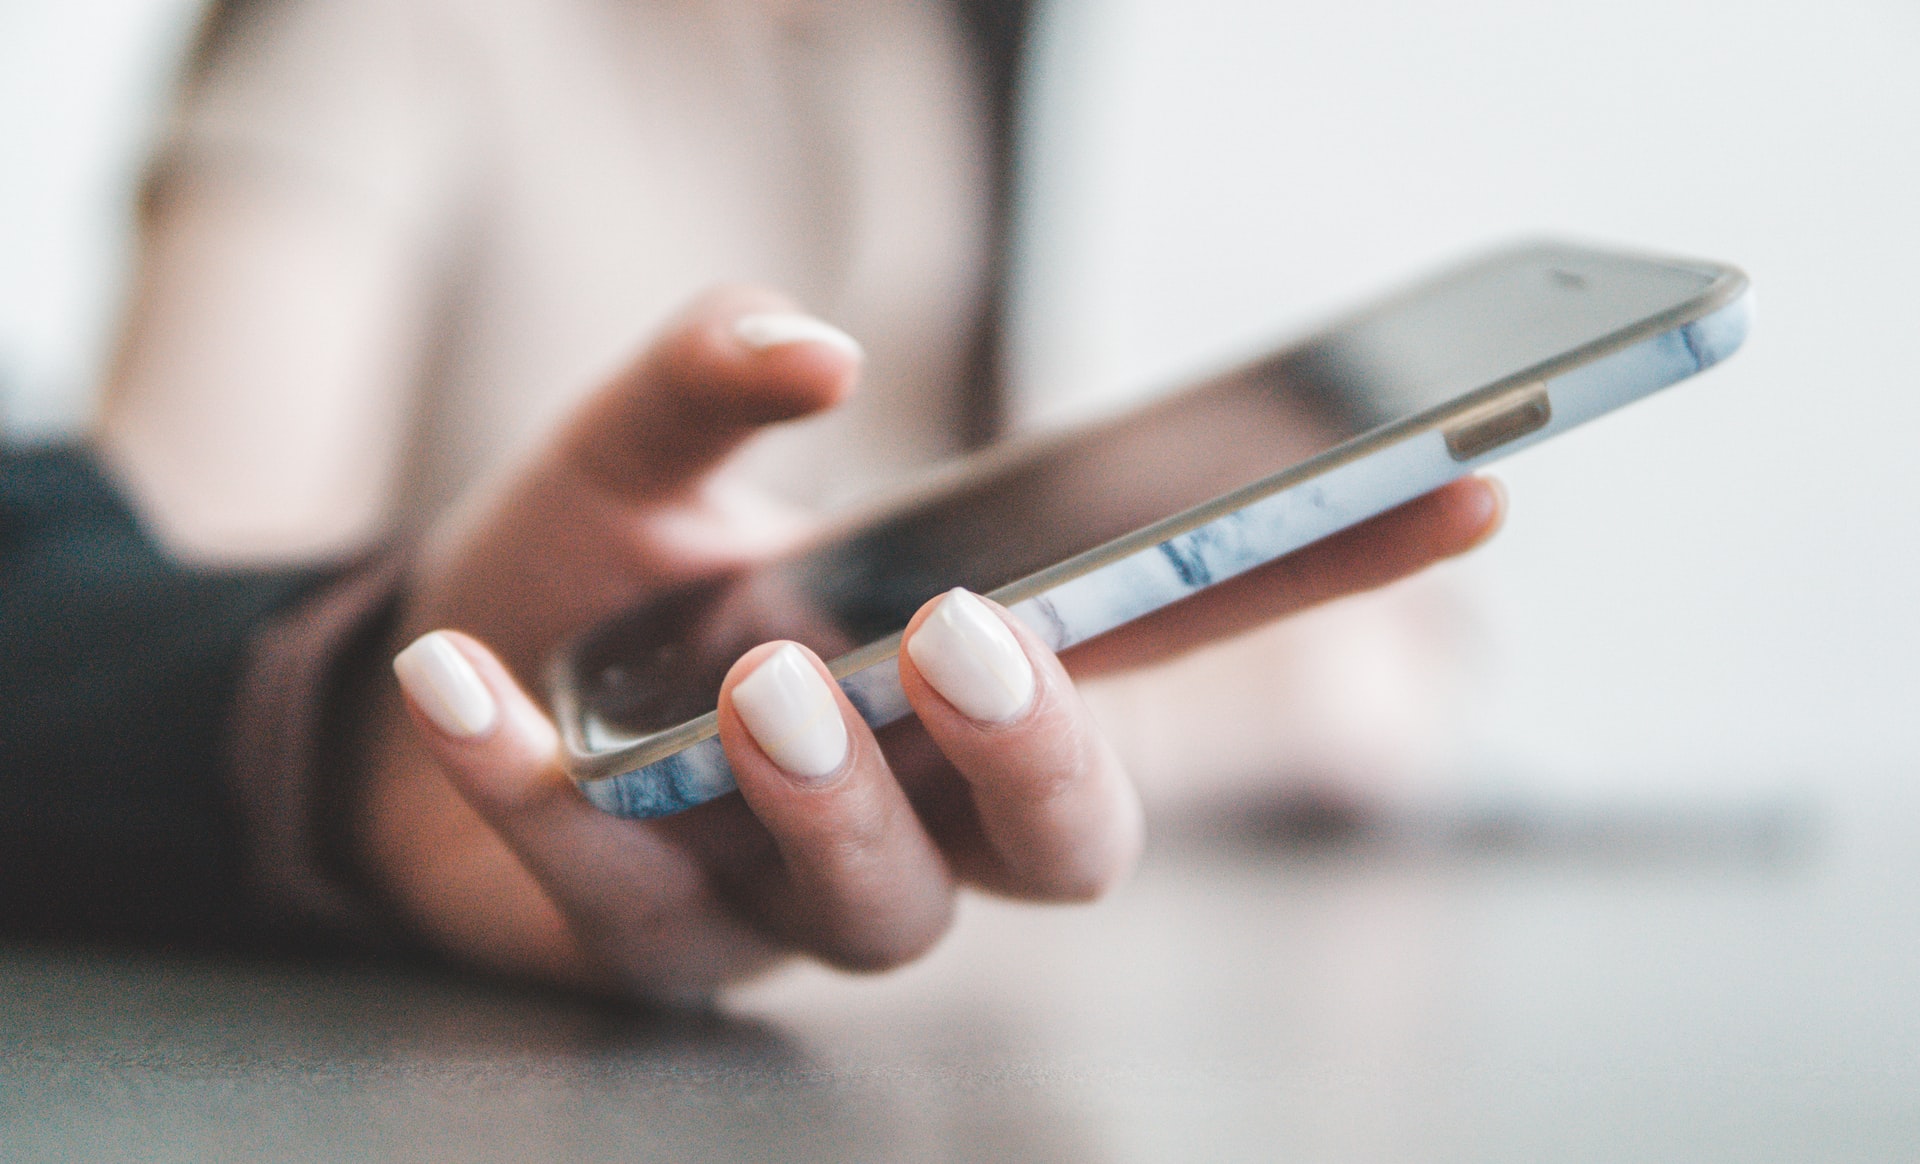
(731, 644), (849, 780)
(906, 589), (1035, 724)
(732, 312), (864, 361)
(394, 632), (498, 739)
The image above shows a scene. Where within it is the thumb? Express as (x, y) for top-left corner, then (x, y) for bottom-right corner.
(558, 285), (864, 500)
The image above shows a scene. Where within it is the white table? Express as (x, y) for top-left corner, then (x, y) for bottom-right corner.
(5, 772), (1914, 1162)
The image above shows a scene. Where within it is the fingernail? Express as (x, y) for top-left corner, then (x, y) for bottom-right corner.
(732, 312), (864, 361)
(394, 632), (498, 739)
(906, 589), (1036, 724)
(731, 643), (849, 780)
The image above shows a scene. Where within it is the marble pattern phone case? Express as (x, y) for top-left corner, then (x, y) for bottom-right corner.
(570, 275), (1752, 819)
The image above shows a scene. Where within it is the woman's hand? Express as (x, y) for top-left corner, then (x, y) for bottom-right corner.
(357, 287), (1505, 1003)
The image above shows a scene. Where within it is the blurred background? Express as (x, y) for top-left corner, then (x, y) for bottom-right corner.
(1011, 0), (1920, 803)
(7, 0), (1914, 801)
(5, 2), (1918, 1158)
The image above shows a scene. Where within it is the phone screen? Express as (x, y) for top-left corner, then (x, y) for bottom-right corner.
(571, 244), (1715, 743)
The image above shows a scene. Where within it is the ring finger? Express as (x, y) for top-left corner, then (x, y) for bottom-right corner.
(716, 641), (957, 971)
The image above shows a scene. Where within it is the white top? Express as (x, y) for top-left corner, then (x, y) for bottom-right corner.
(102, 0), (993, 558)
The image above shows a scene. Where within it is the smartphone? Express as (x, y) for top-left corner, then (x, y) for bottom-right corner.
(551, 240), (1751, 819)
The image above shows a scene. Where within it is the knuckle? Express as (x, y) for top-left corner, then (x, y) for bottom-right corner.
(1037, 867), (1115, 904)
(982, 727), (1095, 814)
(1000, 801), (1144, 905)
(460, 755), (578, 819)
(813, 899), (954, 974)
(821, 795), (897, 868)
(1019, 852), (1131, 904)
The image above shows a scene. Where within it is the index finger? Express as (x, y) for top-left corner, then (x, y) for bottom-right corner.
(557, 286), (865, 501)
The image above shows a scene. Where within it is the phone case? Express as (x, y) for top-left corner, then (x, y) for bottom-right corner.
(558, 260), (1751, 819)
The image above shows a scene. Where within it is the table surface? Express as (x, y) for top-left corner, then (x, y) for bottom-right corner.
(5, 772), (1916, 1163)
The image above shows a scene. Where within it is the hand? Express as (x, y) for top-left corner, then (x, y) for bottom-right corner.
(356, 287), (1506, 1003)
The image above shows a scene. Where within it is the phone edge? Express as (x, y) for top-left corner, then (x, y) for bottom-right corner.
(563, 257), (1753, 819)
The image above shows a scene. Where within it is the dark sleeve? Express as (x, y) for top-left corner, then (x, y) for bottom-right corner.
(0, 445), (382, 949)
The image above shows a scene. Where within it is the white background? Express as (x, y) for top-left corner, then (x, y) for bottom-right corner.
(5, 0), (1917, 799)
(0, 0), (200, 435)
(1014, 0), (1920, 798)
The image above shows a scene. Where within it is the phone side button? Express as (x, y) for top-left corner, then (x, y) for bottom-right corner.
(1444, 384), (1552, 462)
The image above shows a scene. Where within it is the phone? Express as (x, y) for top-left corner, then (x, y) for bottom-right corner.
(551, 240), (1751, 819)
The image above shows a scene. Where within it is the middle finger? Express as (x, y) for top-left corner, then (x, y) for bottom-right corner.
(898, 589), (1145, 902)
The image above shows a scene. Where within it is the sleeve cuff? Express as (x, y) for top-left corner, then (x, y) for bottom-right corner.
(225, 550), (409, 948)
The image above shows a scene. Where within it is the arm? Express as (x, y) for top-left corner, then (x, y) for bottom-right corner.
(95, 175), (430, 562)
(0, 289), (1499, 980)
(0, 445), (330, 943)
(93, 0), (457, 564)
